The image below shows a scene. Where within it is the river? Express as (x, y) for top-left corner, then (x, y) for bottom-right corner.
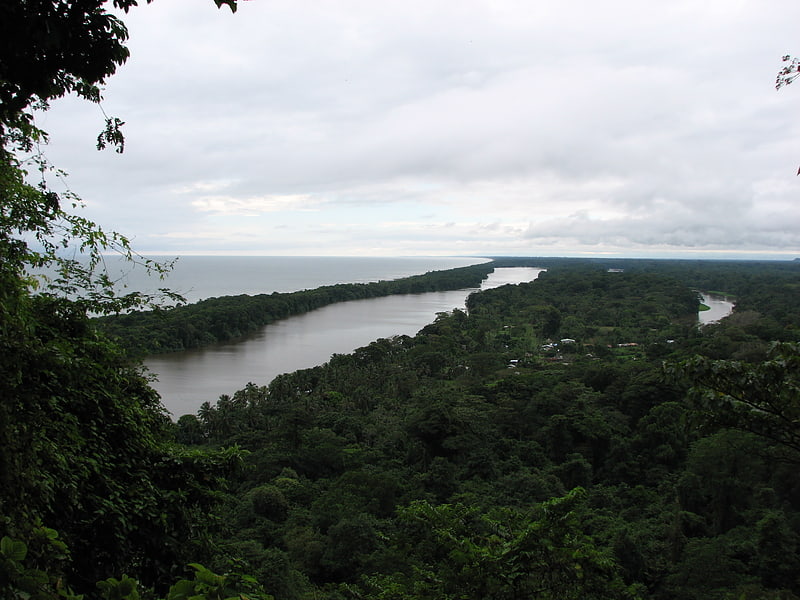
(698, 292), (735, 325)
(146, 273), (733, 417)
(146, 267), (544, 417)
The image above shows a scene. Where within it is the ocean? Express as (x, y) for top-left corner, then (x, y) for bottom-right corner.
(105, 255), (491, 303)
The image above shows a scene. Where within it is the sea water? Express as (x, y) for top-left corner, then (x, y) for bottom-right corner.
(102, 255), (491, 303)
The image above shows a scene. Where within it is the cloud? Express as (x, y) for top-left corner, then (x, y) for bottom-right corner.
(32, 0), (800, 258)
(191, 194), (320, 215)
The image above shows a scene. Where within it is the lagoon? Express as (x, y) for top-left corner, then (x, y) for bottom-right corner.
(145, 268), (733, 417)
(146, 267), (543, 417)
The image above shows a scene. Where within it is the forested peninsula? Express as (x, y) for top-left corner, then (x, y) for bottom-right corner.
(95, 261), (496, 355)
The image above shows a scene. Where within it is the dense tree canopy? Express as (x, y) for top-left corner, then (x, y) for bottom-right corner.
(168, 262), (799, 600)
(1, 1), (256, 598)
(3, 1), (800, 599)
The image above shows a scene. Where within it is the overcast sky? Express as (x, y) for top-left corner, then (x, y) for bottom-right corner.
(36, 0), (800, 258)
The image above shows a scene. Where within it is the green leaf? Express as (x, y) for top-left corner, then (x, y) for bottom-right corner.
(167, 579), (197, 600)
(117, 576), (135, 597)
(1, 536), (27, 561)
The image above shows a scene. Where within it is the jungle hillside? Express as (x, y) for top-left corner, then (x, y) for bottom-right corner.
(2, 1), (800, 599)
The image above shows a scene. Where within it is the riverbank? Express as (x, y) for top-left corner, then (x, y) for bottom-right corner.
(146, 266), (544, 416)
(698, 292), (735, 325)
(96, 262), (496, 355)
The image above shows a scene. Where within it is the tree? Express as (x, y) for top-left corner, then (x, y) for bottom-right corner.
(674, 342), (800, 461)
(0, 0), (242, 594)
(776, 55), (800, 90)
(366, 489), (639, 600)
(0, 0), (237, 132)
(1, 0), (238, 313)
(776, 54), (800, 174)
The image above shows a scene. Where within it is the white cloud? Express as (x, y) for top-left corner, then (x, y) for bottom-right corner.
(171, 180), (240, 195)
(33, 0), (800, 258)
(191, 194), (320, 215)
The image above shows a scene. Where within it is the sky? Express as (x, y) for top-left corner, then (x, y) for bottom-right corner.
(35, 0), (800, 259)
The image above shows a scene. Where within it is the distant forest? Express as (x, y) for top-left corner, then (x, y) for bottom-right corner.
(95, 262), (496, 355)
(4, 258), (800, 600)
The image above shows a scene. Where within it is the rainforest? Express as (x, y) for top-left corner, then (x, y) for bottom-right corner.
(3, 254), (800, 600)
(3, 1), (800, 598)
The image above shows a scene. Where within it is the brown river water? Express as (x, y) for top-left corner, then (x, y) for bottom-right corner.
(146, 267), (544, 417)
(145, 271), (733, 417)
